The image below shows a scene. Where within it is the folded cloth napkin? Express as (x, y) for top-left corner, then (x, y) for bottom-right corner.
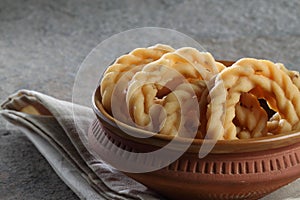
(0, 90), (162, 200)
(1, 90), (300, 200)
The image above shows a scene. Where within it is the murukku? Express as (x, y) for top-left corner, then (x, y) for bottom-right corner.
(100, 44), (300, 140)
(126, 47), (221, 136)
(207, 58), (300, 140)
(265, 63), (300, 134)
(100, 44), (174, 113)
(277, 63), (300, 90)
(234, 93), (268, 139)
(159, 80), (205, 137)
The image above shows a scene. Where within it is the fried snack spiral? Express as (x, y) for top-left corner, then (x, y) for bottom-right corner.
(159, 80), (206, 137)
(100, 44), (300, 140)
(267, 112), (292, 134)
(126, 47), (221, 136)
(100, 44), (174, 113)
(173, 47), (223, 80)
(234, 93), (268, 139)
(277, 63), (300, 90)
(264, 63), (300, 134)
(207, 58), (300, 140)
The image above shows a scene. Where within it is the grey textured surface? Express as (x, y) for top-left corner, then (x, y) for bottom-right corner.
(0, 0), (299, 199)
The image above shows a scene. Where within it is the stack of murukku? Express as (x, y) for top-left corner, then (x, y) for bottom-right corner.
(100, 44), (300, 140)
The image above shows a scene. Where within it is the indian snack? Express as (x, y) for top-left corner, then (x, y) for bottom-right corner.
(100, 44), (300, 140)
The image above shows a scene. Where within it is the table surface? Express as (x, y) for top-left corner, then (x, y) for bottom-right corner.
(1, 0), (300, 199)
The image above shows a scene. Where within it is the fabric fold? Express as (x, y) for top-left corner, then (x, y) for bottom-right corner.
(0, 90), (161, 200)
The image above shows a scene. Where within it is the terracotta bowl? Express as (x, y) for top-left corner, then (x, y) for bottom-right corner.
(89, 61), (300, 200)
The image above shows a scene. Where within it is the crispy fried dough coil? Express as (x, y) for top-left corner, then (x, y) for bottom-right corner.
(100, 44), (174, 113)
(126, 47), (221, 136)
(207, 58), (300, 140)
(234, 93), (268, 139)
(100, 44), (300, 140)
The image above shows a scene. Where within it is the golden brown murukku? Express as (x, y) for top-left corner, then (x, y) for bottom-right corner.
(100, 44), (174, 113)
(234, 93), (268, 139)
(207, 58), (300, 140)
(277, 63), (300, 90)
(100, 44), (300, 140)
(126, 47), (221, 136)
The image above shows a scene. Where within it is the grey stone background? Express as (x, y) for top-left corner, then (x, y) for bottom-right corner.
(0, 0), (299, 199)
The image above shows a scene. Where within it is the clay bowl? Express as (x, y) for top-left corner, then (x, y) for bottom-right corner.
(89, 61), (300, 200)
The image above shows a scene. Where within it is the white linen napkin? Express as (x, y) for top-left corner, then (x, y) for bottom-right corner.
(1, 90), (300, 200)
(0, 90), (162, 200)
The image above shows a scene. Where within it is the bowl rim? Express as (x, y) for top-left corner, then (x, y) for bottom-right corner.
(92, 60), (300, 154)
